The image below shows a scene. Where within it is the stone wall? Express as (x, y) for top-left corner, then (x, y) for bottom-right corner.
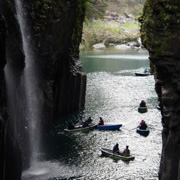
(140, 0), (180, 179)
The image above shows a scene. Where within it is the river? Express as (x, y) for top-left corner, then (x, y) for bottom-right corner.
(22, 48), (162, 180)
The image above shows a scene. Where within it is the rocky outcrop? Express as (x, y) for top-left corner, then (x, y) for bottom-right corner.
(140, 1), (180, 179)
(0, 0), (87, 175)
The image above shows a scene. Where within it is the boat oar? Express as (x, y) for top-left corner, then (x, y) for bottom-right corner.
(129, 127), (137, 131)
(108, 150), (122, 158)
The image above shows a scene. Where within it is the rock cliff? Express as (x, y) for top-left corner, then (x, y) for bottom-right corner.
(140, 0), (180, 179)
(0, 0), (87, 178)
(0, 14), (22, 180)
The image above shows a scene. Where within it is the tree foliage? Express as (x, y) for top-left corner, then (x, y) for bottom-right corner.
(86, 0), (109, 20)
(85, 0), (146, 21)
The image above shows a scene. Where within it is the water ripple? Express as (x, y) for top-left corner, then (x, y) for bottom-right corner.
(23, 49), (161, 180)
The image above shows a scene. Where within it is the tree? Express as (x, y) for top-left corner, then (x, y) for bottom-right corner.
(86, 0), (109, 20)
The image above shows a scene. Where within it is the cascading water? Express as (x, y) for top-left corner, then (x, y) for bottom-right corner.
(14, 0), (42, 166)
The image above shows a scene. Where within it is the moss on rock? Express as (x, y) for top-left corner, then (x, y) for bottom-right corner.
(140, 0), (180, 58)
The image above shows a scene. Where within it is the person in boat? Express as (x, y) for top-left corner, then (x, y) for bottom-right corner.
(68, 121), (75, 130)
(113, 143), (122, 155)
(139, 120), (144, 126)
(139, 100), (146, 107)
(123, 145), (130, 157)
(139, 120), (147, 130)
(144, 68), (148, 73)
(99, 117), (104, 125)
(86, 116), (93, 124)
(82, 121), (88, 128)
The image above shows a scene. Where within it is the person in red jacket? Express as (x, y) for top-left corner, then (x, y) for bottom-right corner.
(99, 117), (104, 125)
(140, 121), (147, 130)
(139, 120), (144, 126)
(139, 120), (147, 130)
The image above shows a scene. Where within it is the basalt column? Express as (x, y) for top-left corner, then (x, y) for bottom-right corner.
(30, 1), (87, 117)
(140, 1), (180, 179)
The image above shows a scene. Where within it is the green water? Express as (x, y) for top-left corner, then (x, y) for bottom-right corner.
(22, 48), (162, 180)
(80, 48), (149, 73)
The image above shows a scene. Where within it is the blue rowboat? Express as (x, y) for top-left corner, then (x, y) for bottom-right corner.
(138, 106), (148, 113)
(100, 148), (135, 161)
(135, 72), (151, 76)
(136, 126), (150, 137)
(97, 124), (122, 130)
(64, 123), (97, 133)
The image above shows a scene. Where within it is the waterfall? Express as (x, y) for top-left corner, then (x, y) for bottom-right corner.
(14, 0), (42, 165)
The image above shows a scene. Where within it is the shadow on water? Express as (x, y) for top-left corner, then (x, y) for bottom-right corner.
(43, 134), (81, 161)
(53, 110), (86, 130)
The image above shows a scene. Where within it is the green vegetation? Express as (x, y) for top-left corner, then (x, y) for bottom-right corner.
(82, 19), (123, 47)
(107, 0), (146, 19)
(86, 0), (108, 20)
(86, 19), (122, 34)
(123, 22), (139, 30)
(82, 19), (140, 48)
(85, 0), (146, 20)
(139, 0), (180, 57)
(81, 0), (146, 49)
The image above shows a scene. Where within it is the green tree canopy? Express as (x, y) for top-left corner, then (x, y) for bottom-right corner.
(86, 0), (109, 20)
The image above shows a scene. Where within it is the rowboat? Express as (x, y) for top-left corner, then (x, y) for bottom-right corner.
(97, 124), (122, 130)
(135, 72), (151, 76)
(100, 148), (135, 161)
(64, 123), (97, 133)
(136, 126), (150, 137)
(138, 106), (148, 113)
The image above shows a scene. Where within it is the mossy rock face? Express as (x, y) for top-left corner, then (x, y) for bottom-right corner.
(140, 1), (180, 180)
(140, 0), (180, 58)
(31, 1), (72, 32)
(31, 1), (87, 54)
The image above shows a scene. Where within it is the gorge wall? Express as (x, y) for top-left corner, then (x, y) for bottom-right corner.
(0, 0), (87, 179)
(140, 0), (180, 179)
(0, 15), (22, 180)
